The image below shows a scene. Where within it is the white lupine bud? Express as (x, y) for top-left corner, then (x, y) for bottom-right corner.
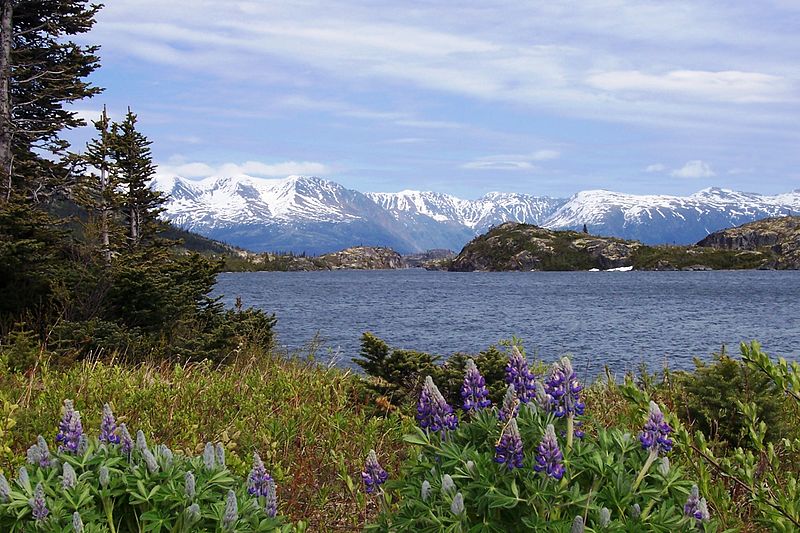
(421, 480), (431, 501)
(450, 492), (464, 516)
(599, 507), (611, 527)
(441, 474), (455, 495)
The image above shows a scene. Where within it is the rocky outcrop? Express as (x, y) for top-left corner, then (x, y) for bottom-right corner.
(696, 216), (800, 269)
(449, 222), (641, 272)
(318, 246), (405, 270)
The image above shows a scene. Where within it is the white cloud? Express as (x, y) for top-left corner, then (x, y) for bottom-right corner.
(646, 163), (667, 173)
(156, 160), (331, 179)
(462, 150), (560, 170)
(671, 160), (716, 178)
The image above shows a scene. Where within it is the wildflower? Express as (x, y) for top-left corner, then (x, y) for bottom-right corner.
(461, 359), (491, 413)
(119, 423), (133, 455)
(185, 471), (196, 499)
(416, 376), (458, 436)
(497, 384), (519, 422)
(534, 424), (565, 480)
(222, 490), (238, 530)
(534, 381), (550, 409)
(495, 418), (524, 470)
(630, 503), (641, 518)
(658, 457), (670, 476)
(56, 400), (83, 453)
(158, 444), (174, 468)
(684, 485), (710, 524)
(62, 462), (77, 489)
(544, 357), (585, 418)
(99, 404), (120, 445)
(99, 466), (110, 488)
(599, 507), (611, 527)
(72, 512), (84, 533)
(30, 482), (49, 521)
(639, 401), (673, 455)
(441, 474), (456, 495)
(215, 443), (226, 467)
(451, 492), (465, 516)
(0, 473), (10, 502)
(421, 480), (431, 501)
(203, 442), (216, 470)
(571, 515), (585, 533)
(186, 503), (201, 523)
(135, 430), (148, 453)
(77, 434), (89, 455)
(18, 466), (30, 487)
(26, 436), (52, 468)
(505, 346), (535, 403)
(248, 452), (274, 497)
(264, 478), (278, 518)
(362, 449), (388, 494)
(465, 460), (475, 475)
(142, 448), (159, 474)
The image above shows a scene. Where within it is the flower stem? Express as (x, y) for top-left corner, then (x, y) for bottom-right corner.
(566, 415), (574, 452)
(632, 449), (658, 492)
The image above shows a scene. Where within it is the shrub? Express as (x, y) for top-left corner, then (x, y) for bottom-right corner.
(366, 355), (714, 532)
(0, 400), (300, 532)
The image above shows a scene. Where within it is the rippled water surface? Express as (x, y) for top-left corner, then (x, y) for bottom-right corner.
(213, 269), (800, 377)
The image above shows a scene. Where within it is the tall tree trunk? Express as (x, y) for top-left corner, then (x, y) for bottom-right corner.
(0, 0), (12, 203)
(100, 164), (110, 262)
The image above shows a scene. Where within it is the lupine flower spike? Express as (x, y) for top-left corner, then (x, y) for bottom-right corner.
(416, 376), (458, 436)
(684, 485), (711, 525)
(222, 490), (238, 530)
(599, 507), (611, 527)
(441, 474), (456, 495)
(248, 452), (273, 497)
(203, 442), (216, 470)
(99, 466), (110, 488)
(62, 462), (77, 489)
(495, 418), (524, 470)
(215, 442), (226, 467)
(545, 357), (585, 418)
(421, 480), (431, 501)
(506, 346), (536, 403)
(99, 404), (120, 444)
(497, 384), (519, 422)
(0, 473), (10, 503)
(72, 512), (84, 533)
(571, 515), (585, 533)
(185, 471), (196, 499)
(451, 492), (465, 516)
(362, 449), (388, 494)
(264, 479), (278, 518)
(461, 359), (491, 414)
(534, 424), (565, 480)
(119, 424), (133, 455)
(56, 400), (83, 453)
(30, 482), (49, 521)
(135, 430), (148, 452)
(26, 436), (52, 468)
(186, 503), (201, 523)
(640, 401), (673, 454)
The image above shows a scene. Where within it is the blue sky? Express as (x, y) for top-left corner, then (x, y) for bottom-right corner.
(67, 0), (800, 198)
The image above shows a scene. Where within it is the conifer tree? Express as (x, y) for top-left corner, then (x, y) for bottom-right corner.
(111, 108), (164, 248)
(0, 0), (102, 204)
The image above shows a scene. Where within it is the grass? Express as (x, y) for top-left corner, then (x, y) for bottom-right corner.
(0, 348), (411, 531)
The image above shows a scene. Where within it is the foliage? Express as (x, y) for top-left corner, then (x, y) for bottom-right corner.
(630, 246), (767, 270)
(367, 369), (712, 532)
(0, 397), (17, 474)
(674, 348), (789, 447)
(0, 400), (298, 532)
(0, 351), (409, 530)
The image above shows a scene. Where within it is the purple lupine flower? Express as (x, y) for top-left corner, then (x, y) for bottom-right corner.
(416, 376), (458, 436)
(497, 385), (519, 422)
(495, 418), (524, 470)
(215, 443), (226, 467)
(62, 462), (77, 489)
(461, 359), (491, 413)
(26, 436), (52, 468)
(247, 452), (274, 497)
(222, 490), (238, 530)
(56, 400), (83, 453)
(544, 357), (585, 418)
(119, 423), (133, 455)
(684, 485), (710, 524)
(534, 424), (565, 480)
(506, 347), (536, 403)
(264, 478), (277, 518)
(99, 404), (120, 445)
(639, 401), (673, 455)
(0, 473), (10, 502)
(29, 482), (49, 521)
(361, 449), (388, 494)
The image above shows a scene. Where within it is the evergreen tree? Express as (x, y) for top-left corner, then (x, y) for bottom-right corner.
(582, 223), (588, 234)
(75, 106), (122, 262)
(0, 0), (102, 204)
(111, 108), (164, 248)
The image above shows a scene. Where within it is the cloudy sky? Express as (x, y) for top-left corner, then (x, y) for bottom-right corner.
(68, 0), (800, 197)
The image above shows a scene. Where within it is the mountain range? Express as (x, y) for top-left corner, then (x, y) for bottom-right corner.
(152, 174), (800, 254)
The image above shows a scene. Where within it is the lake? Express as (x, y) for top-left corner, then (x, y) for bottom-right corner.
(213, 269), (800, 378)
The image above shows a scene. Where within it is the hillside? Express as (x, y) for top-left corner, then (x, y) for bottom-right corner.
(447, 218), (800, 271)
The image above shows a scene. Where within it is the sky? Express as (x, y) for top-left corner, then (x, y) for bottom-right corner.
(65, 0), (800, 198)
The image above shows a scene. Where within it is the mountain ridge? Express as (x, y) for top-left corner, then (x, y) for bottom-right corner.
(152, 174), (800, 254)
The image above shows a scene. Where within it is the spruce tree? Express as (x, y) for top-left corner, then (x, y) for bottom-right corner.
(0, 0), (102, 204)
(111, 108), (164, 248)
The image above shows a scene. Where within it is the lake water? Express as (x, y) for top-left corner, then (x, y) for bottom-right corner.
(213, 270), (800, 378)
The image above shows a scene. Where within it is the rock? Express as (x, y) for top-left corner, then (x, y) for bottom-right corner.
(318, 246), (406, 270)
(696, 216), (800, 269)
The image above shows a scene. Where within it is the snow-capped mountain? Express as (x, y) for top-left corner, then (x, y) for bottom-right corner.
(152, 174), (800, 254)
